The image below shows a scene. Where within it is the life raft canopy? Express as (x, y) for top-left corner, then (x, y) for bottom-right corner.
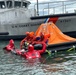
(35, 22), (76, 45)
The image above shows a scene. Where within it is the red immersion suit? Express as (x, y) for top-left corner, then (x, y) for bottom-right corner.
(22, 42), (46, 59)
(20, 32), (35, 49)
(37, 33), (50, 44)
(4, 39), (15, 51)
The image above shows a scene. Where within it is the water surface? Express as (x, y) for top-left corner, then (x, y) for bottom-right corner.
(0, 40), (76, 75)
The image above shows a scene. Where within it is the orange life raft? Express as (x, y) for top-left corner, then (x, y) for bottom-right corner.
(20, 22), (76, 52)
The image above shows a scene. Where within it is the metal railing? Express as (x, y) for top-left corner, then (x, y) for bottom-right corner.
(33, 0), (76, 16)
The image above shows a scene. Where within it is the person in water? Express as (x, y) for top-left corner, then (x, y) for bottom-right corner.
(20, 31), (35, 49)
(21, 42), (46, 59)
(20, 31), (39, 49)
(3, 39), (15, 51)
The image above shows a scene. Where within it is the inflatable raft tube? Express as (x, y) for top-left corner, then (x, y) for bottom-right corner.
(34, 41), (76, 52)
(47, 41), (76, 52)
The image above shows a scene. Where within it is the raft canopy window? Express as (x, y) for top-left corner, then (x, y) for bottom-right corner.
(14, 1), (21, 8)
(0, 1), (5, 9)
(6, 1), (12, 8)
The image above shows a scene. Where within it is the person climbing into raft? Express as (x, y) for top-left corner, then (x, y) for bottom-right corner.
(20, 31), (40, 49)
(21, 41), (46, 59)
(20, 31), (34, 49)
(35, 32), (50, 44)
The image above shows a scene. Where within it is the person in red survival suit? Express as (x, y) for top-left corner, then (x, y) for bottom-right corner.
(20, 32), (31, 49)
(38, 32), (50, 44)
(21, 42), (46, 59)
(3, 39), (15, 51)
(20, 31), (38, 49)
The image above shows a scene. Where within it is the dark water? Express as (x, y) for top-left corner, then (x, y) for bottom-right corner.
(0, 41), (76, 75)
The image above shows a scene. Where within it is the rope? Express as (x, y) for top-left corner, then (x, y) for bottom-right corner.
(67, 45), (75, 52)
(42, 50), (51, 63)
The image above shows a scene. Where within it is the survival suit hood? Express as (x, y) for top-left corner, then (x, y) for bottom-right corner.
(9, 39), (14, 47)
(28, 44), (34, 52)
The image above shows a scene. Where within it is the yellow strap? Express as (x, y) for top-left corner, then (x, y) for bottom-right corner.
(67, 45), (75, 52)
(46, 50), (51, 55)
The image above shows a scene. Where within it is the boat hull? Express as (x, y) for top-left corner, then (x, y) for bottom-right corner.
(0, 35), (25, 40)
(0, 13), (76, 40)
